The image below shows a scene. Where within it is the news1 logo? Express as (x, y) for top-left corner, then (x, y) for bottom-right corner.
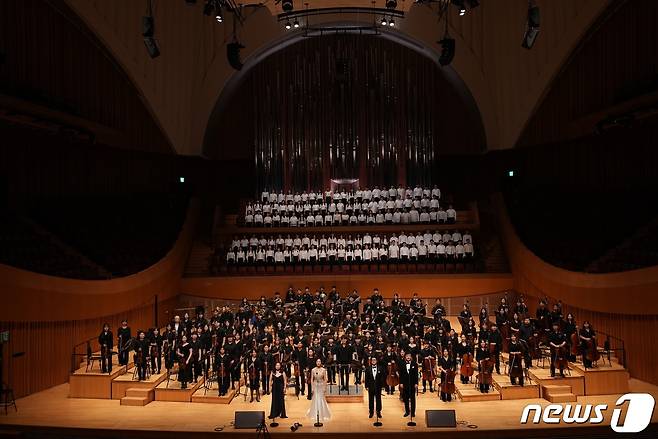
(520, 393), (655, 433)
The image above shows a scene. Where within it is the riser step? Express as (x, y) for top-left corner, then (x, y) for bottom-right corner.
(542, 384), (572, 396)
(125, 388), (153, 398)
(546, 393), (577, 403)
(120, 396), (151, 406)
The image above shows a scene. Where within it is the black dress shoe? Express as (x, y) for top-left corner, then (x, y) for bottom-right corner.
(377, 413), (382, 418)
(369, 413), (374, 419)
(403, 413), (409, 417)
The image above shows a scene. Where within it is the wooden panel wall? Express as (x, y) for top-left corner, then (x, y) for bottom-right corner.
(0, 0), (172, 153)
(0, 296), (178, 399)
(495, 192), (658, 385)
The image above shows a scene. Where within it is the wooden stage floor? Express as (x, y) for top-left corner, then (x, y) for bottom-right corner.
(2, 379), (658, 439)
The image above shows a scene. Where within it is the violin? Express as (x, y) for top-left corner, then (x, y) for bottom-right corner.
(460, 352), (474, 379)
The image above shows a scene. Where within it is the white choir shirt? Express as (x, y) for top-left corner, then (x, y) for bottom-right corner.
(254, 213), (263, 223)
(363, 234), (372, 245)
(328, 248), (337, 257)
(363, 248), (372, 260)
(410, 247), (419, 258)
(292, 248), (300, 258)
(452, 232), (462, 242)
(264, 215), (272, 225)
(354, 248), (363, 259)
(446, 245), (455, 255)
(338, 248), (346, 259)
(389, 244), (399, 258)
(393, 211), (401, 223)
(418, 244), (427, 256)
(256, 250), (265, 261)
(275, 251), (285, 262)
(456, 244), (465, 256)
(464, 243), (474, 255)
(438, 210), (447, 221)
(437, 244), (446, 255)
(447, 208), (457, 220)
(376, 213), (385, 223)
(430, 198), (439, 209)
(226, 252), (235, 262)
(463, 232), (472, 244)
(245, 214), (254, 224)
(420, 212), (430, 223)
(401, 212), (410, 224)
(432, 187), (441, 198)
(266, 248), (274, 258)
(300, 249), (309, 261)
(309, 248), (318, 259)
(237, 250), (246, 261)
(261, 191), (269, 201)
(400, 246), (410, 257)
(429, 211), (438, 222)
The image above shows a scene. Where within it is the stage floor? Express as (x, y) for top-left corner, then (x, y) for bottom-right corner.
(2, 379), (658, 438)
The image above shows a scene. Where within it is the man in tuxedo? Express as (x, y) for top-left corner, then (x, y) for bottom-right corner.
(399, 352), (418, 418)
(365, 357), (384, 419)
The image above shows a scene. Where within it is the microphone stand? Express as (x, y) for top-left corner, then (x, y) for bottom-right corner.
(407, 412), (416, 427)
(314, 410), (323, 427)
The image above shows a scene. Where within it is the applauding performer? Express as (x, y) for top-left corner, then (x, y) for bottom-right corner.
(365, 357), (384, 419)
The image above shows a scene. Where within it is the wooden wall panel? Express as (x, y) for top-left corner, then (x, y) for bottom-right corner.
(0, 296), (178, 399)
(495, 192), (658, 385)
(0, 199), (199, 322)
(0, 0), (172, 153)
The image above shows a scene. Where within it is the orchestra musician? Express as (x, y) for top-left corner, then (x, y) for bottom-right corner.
(189, 332), (202, 383)
(475, 340), (491, 393)
(420, 341), (436, 393)
(215, 346), (230, 396)
(334, 338), (354, 391)
(292, 342), (308, 396)
(246, 350), (262, 402)
(117, 319), (131, 366)
(177, 334), (192, 389)
(508, 333), (525, 386)
(149, 327), (163, 375)
(98, 323), (113, 374)
(549, 322), (567, 378)
(134, 330), (149, 381)
(259, 344), (273, 395)
(438, 348), (456, 402)
(579, 321), (597, 369)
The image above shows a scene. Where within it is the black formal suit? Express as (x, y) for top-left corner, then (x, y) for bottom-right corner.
(364, 363), (385, 417)
(399, 360), (419, 417)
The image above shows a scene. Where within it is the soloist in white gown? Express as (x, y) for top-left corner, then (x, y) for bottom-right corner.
(306, 367), (332, 421)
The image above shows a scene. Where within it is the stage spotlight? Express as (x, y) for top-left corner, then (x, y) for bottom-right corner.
(143, 37), (160, 59)
(380, 17), (388, 26)
(179, 176), (186, 183)
(386, 0), (397, 9)
(389, 18), (395, 27)
(452, 0), (466, 16)
(184, 0), (197, 5)
(507, 170), (514, 178)
(282, 0), (294, 12)
(215, 8), (223, 22)
(293, 19), (300, 28)
(227, 41), (245, 70)
(522, 1), (540, 49)
(285, 21), (292, 30)
(438, 37), (455, 66)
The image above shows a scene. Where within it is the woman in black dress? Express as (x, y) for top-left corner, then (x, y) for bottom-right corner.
(269, 362), (288, 419)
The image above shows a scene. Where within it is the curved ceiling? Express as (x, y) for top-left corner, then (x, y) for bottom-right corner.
(63, 0), (612, 156)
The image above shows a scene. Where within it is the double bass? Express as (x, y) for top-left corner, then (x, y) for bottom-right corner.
(551, 345), (569, 371)
(460, 352), (474, 382)
(570, 332), (580, 357)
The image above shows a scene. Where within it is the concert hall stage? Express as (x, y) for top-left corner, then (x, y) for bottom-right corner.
(1, 379), (657, 439)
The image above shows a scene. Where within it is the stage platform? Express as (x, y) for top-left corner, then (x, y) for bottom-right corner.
(325, 384), (364, 403)
(571, 358), (630, 395)
(111, 368), (167, 400)
(492, 374), (540, 400)
(3, 380), (657, 439)
(69, 365), (126, 399)
(154, 376), (205, 402)
(191, 381), (237, 404)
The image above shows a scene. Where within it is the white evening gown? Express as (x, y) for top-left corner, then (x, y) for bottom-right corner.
(306, 367), (332, 421)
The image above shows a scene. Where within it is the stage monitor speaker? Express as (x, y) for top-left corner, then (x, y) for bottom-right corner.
(425, 409), (457, 428)
(234, 411), (265, 429)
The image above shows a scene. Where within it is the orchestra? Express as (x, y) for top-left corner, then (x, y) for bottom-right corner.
(96, 290), (603, 408)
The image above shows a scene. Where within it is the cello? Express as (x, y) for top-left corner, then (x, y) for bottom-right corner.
(440, 368), (456, 395)
(386, 360), (400, 389)
(460, 352), (474, 382)
(508, 352), (524, 383)
(477, 358), (494, 387)
(584, 338), (601, 364)
(422, 356), (437, 382)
